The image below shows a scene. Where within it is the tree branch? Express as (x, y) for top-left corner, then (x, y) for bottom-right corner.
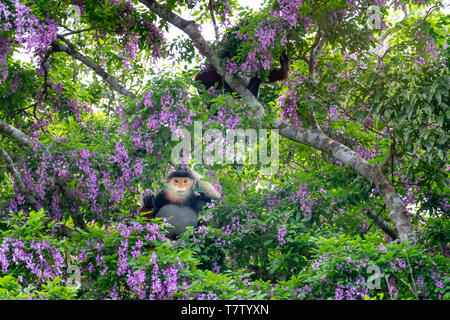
(60, 28), (93, 37)
(52, 35), (137, 99)
(366, 204), (385, 233)
(273, 119), (414, 242)
(306, 30), (327, 131)
(0, 144), (76, 237)
(365, 207), (399, 240)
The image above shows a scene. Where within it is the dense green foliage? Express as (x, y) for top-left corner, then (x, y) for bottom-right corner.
(0, 0), (448, 300)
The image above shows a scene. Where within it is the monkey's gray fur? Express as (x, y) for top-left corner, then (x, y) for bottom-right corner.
(156, 204), (199, 238)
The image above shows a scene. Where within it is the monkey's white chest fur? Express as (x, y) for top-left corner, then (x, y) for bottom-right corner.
(156, 204), (199, 238)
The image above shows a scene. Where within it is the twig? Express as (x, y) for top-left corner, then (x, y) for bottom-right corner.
(208, 0), (220, 42)
(380, 141), (395, 169)
(52, 35), (137, 99)
(60, 28), (92, 37)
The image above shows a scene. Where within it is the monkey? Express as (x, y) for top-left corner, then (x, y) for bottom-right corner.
(140, 168), (221, 239)
(194, 52), (290, 98)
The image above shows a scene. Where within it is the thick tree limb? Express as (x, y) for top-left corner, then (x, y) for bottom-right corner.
(55, 177), (89, 232)
(365, 208), (399, 240)
(52, 36), (137, 99)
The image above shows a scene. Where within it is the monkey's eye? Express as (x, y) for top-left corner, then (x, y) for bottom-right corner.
(174, 179), (179, 183)
(183, 179), (187, 183)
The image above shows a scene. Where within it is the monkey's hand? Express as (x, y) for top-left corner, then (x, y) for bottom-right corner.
(190, 168), (203, 181)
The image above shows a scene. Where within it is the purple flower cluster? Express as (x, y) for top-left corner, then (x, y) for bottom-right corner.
(389, 258), (407, 271)
(143, 20), (164, 60)
(430, 271), (445, 289)
(0, 37), (11, 83)
(73, 220), (199, 299)
(279, 86), (302, 126)
(272, 0), (304, 28)
(289, 183), (313, 216)
(277, 224), (287, 246)
(328, 105), (341, 121)
(2, 125), (150, 221)
(334, 276), (368, 300)
(204, 107), (241, 130)
(387, 277), (399, 298)
(138, 87), (195, 145)
(223, 215), (244, 237)
(146, 252), (184, 299)
(226, 0), (306, 79)
(66, 99), (91, 121)
(120, 32), (140, 69)
(127, 269), (147, 299)
(225, 59), (238, 75)
(106, 0), (163, 62)
(311, 253), (330, 271)
(0, 238), (65, 283)
(0, 0), (57, 81)
(292, 284), (312, 299)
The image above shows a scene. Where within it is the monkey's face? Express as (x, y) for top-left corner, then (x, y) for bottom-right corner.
(166, 177), (193, 202)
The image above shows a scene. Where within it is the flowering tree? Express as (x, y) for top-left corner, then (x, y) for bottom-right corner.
(0, 0), (448, 300)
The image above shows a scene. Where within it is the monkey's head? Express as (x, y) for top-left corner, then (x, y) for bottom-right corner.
(165, 169), (196, 203)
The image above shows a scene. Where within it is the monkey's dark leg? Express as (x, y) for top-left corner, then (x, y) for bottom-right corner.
(247, 78), (262, 97)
